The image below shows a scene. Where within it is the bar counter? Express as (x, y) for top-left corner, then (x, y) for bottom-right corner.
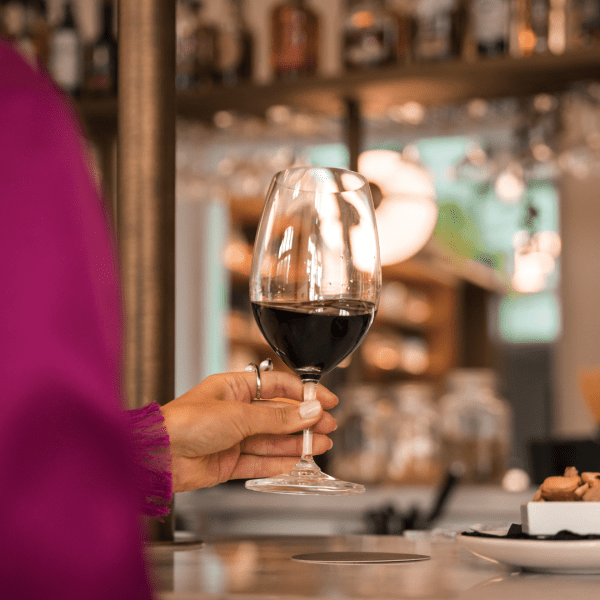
(150, 533), (600, 599)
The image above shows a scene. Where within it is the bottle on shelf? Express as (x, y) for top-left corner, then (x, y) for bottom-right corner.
(193, 0), (219, 86)
(83, 0), (117, 97)
(393, 0), (417, 64)
(176, 0), (199, 90)
(219, 0), (253, 87)
(413, 0), (467, 62)
(271, 0), (319, 80)
(570, 0), (600, 49)
(511, 0), (550, 57)
(342, 0), (401, 71)
(471, 0), (511, 57)
(28, 0), (49, 68)
(49, 0), (82, 95)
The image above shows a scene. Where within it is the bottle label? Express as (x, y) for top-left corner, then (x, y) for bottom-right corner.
(472, 0), (509, 44)
(50, 30), (80, 90)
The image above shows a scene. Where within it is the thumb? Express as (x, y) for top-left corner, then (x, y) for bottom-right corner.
(245, 399), (323, 435)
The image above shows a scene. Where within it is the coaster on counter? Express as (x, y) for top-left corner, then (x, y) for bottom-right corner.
(291, 552), (430, 564)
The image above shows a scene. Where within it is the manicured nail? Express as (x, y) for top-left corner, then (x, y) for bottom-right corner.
(299, 400), (321, 420)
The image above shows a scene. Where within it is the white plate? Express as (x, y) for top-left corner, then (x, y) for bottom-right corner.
(456, 533), (600, 574)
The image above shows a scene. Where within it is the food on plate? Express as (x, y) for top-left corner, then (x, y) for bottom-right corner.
(532, 467), (600, 502)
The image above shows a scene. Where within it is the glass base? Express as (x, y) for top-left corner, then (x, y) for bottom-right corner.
(245, 459), (365, 495)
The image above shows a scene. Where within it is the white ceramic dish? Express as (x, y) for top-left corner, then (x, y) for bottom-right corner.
(456, 532), (600, 574)
(521, 502), (600, 535)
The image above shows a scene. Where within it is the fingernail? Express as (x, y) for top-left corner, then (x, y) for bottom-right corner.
(299, 400), (321, 420)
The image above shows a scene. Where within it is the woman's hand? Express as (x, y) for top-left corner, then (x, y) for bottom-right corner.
(160, 371), (338, 493)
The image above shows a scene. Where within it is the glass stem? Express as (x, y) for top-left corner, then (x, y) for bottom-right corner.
(301, 379), (318, 462)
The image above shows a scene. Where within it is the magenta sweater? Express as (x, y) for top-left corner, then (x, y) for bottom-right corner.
(0, 42), (171, 598)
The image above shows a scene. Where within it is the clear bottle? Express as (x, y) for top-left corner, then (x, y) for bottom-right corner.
(342, 0), (400, 71)
(386, 383), (441, 484)
(83, 0), (117, 97)
(329, 385), (390, 485)
(471, 0), (511, 57)
(49, 0), (82, 94)
(439, 369), (512, 484)
(219, 0), (253, 87)
(271, 0), (319, 80)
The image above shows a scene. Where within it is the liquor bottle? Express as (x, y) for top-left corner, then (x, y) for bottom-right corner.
(28, 0), (49, 68)
(393, 0), (417, 64)
(49, 0), (82, 94)
(271, 0), (319, 80)
(342, 0), (399, 70)
(176, 0), (198, 90)
(571, 0), (600, 48)
(471, 0), (511, 57)
(511, 0), (550, 56)
(219, 0), (253, 86)
(413, 0), (466, 61)
(83, 1), (117, 97)
(193, 0), (219, 86)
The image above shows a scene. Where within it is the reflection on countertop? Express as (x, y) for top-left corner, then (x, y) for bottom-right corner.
(150, 533), (600, 600)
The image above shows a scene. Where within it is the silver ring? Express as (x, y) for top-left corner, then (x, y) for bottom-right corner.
(245, 359), (273, 400)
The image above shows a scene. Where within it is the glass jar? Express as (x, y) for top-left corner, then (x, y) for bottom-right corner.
(329, 385), (390, 484)
(386, 383), (441, 484)
(438, 369), (512, 484)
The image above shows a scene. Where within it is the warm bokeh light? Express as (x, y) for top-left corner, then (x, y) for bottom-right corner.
(358, 149), (438, 265)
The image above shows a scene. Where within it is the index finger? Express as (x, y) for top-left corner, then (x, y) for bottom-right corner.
(243, 370), (338, 410)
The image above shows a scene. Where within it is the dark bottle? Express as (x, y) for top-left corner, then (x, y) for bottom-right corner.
(393, 0), (416, 64)
(176, 0), (198, 90)
(49, 0), (82, 94)
(219, 0), (253, 86)
(29, 0), (49, 68)
(571, 0), (600, 48)
(342, 0), (400, 70)
(471, 0), (510, 57)
(193, 0), (219, 86)
(83, 0), (117, 97)
(271, 0), (319, 80)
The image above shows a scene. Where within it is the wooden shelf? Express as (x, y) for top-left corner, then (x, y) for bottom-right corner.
(79, 49), (600, 125)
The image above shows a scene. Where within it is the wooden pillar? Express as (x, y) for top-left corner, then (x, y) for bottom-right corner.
(117, 0), (176, 540)
(345, 97), (362, 172)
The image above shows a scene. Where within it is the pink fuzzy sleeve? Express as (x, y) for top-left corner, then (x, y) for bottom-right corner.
(124, 403), (173, 518)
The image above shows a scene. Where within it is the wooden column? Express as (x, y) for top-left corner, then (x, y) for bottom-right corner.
(117, 0), (176, 540)
(345, 98), (362, 172)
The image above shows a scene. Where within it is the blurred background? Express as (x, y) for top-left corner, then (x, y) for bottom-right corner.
(6, 0), (600, 536)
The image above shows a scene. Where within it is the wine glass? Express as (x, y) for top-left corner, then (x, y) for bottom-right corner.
(245, 166), (381, 495)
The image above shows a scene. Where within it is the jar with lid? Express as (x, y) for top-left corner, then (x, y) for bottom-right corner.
(329, 385), (391, 485)
(386, 383), (441, 484)
(438, 369), (512, 484)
